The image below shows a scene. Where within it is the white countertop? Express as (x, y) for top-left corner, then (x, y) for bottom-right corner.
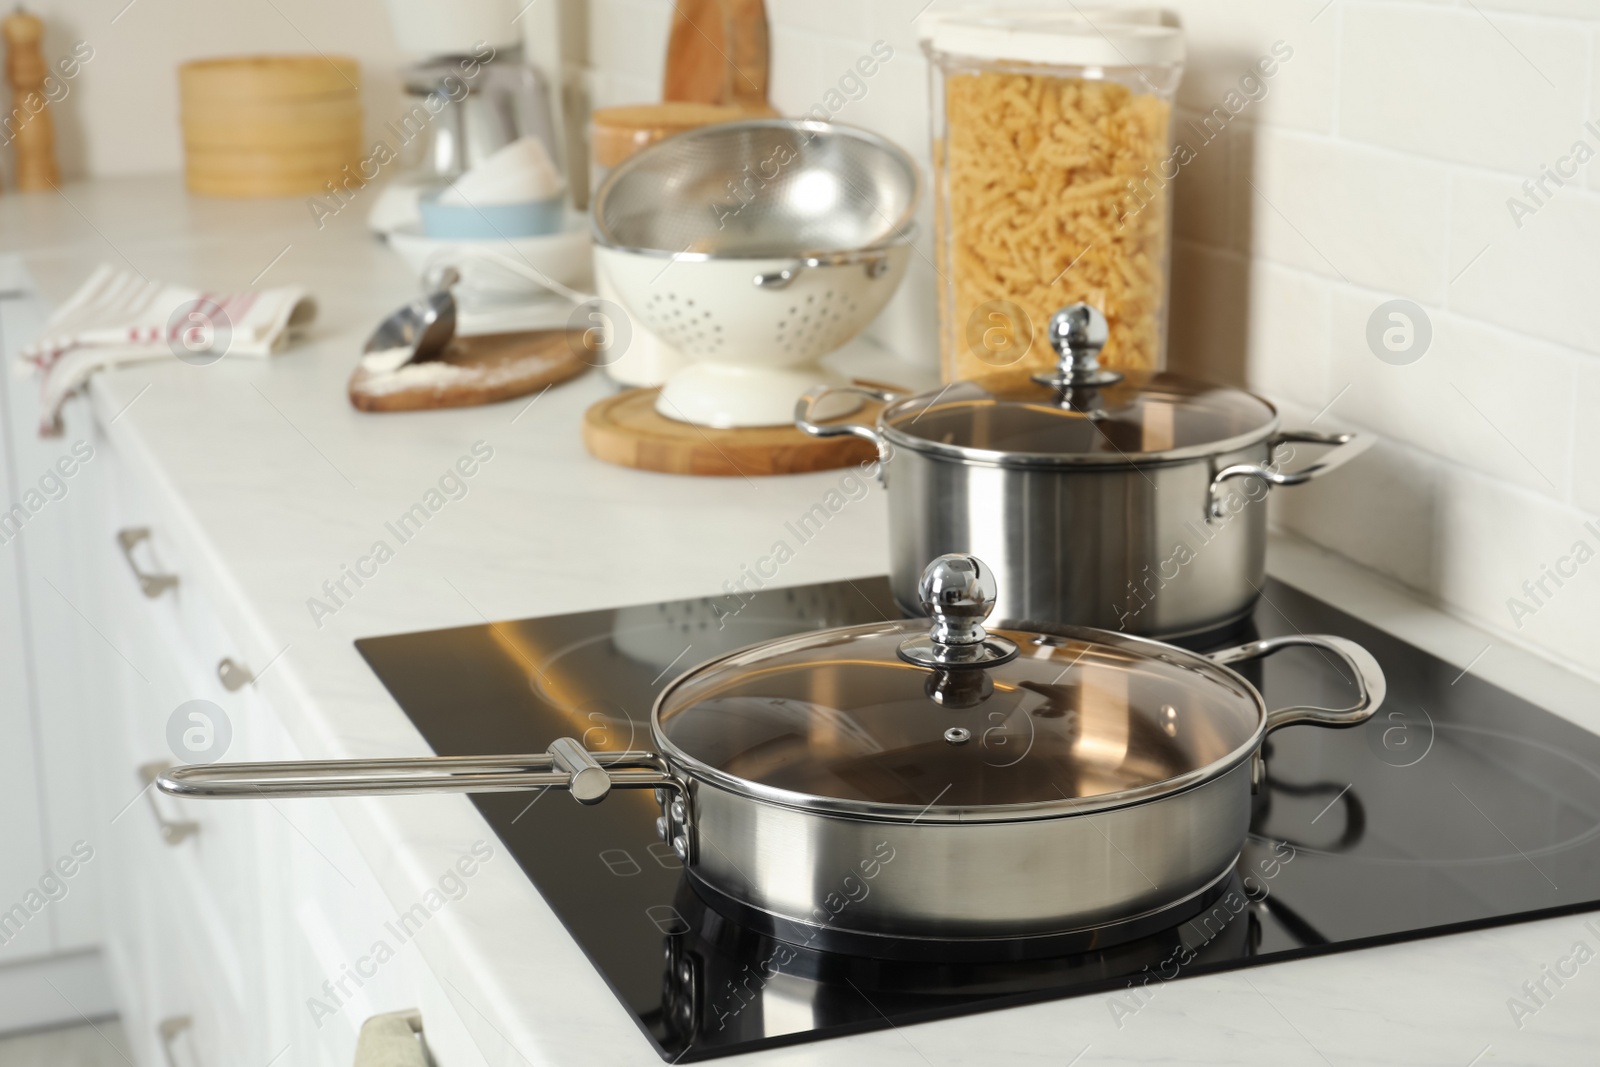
(9, 177), (1600, 1065)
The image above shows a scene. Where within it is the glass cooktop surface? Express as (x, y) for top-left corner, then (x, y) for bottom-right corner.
(355, 578), (1600, 1061)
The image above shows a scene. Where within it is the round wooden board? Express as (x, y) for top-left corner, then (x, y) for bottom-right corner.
(349, 329), (591, 413)
(582, 382), (896, 477)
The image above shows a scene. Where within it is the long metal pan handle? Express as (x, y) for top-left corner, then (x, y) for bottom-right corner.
(1208, 430), (1373, 520)
(156, 739), (675, 807)
(1209, 634), (1386, 734)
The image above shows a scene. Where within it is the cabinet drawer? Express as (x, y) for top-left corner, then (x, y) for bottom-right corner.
(100, 442), (270, 750)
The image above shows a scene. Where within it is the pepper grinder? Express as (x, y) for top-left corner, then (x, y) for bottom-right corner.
(3, 7), (58, 191)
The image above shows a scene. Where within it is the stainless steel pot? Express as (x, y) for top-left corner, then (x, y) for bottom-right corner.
(159, 555), (1383, 956)
(795, 304), (1371, 637)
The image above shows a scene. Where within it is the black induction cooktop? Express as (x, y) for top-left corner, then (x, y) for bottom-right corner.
(355, 577), (1600, 1062)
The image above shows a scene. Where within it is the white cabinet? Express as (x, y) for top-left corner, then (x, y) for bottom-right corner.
(0, 289), (111, 1020)
(81, 371), (483, 1066)
(0, 279), (486, 1064)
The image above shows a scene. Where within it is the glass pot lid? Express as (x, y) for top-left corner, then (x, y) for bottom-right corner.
(880, 305), (1278, 466)
(653, 556), (1266, 821)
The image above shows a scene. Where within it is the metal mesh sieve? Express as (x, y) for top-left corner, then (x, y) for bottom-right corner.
(592, 120), (919, 258)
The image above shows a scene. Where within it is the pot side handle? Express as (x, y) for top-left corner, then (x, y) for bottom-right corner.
(1208, 430), (1373, 520)
(1208, 634), (1386, 734)
(795, 384), (899, 479)
(155, 743), (677, 806)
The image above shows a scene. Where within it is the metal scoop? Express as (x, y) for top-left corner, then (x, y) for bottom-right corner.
(363, 267), (460, 367)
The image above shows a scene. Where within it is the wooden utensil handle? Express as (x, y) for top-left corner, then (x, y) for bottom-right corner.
(662, 0), (769, 109)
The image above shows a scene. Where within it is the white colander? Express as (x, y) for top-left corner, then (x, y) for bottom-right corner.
(593, 120), (919, 428)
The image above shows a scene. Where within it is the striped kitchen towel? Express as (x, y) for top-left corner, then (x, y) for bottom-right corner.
(17, 263), (316, 435)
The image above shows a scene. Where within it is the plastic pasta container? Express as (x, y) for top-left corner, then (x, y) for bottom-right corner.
(921, 9), (1184, 381)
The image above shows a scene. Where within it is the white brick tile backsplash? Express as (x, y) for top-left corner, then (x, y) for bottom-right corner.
(1573, 359), (1600, 514)
(1469, 0), (1600, 18)
(1238, 130), (1451, 302)
(1168, 242), (1250, 385)
(1339, 3), (1589, 173)
(588, 0), (670, 87)
(1245, 263), (1334, 413)
(866, 224), (939, 366)
(1449, 172), (1600, 354)
(867, 0), (932, 57)
(1435, 468), (1600, 668)
(1271, 410), (1446, 596)
(1591, 29), (1599, 192)
(839, 42), (927, 163)
(767, 27), (867, 119)
(1328, 290), (1574, 498)
(1160, 0), (1340, 135)
(767, 0), (871, 41)
(1171, 109), (1238, 248)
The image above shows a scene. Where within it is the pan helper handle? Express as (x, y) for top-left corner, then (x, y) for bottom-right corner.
(1209, 634), (1386, 733)
(1209, 634), (1385, 793)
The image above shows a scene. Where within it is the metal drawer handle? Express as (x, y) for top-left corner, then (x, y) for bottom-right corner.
(139, 762), (199, 844)
(116, 527), (179, 598)
(354, 1009), (425, 1067)
(157, 1015), (193, 1067)
(217, 657), (253, 691)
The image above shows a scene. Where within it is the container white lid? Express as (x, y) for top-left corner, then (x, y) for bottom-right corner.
(919, 7), (1184, 69)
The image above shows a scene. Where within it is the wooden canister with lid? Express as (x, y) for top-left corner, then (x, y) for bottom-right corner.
(588, 102), (749, 199)
(179, 55), (362, 197)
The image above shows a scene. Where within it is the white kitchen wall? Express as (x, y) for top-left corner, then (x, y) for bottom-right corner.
(14, 0), (438, 183)
(19, 0), (1600, 679)
(11, 0), (416, 182)
(584, 0), (1600, 680)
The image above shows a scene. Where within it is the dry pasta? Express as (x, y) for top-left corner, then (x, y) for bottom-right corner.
(939, 71), (1172, 381)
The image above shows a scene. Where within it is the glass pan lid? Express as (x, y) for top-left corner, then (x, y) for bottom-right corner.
(654, 619), (1265, 818)
(882, 371), (1278, 465)
(880, 304), (1277, 466)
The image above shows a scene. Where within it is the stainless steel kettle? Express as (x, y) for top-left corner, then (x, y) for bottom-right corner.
(401, 50), (563, 182)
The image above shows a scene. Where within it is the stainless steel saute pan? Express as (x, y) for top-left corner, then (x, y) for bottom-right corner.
(160, 556), (1384, 955)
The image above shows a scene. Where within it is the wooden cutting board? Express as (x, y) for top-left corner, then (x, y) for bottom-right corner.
(582, 382), (894, 476)
(349, 329), (591, 413)
(663, 0), (770, 111)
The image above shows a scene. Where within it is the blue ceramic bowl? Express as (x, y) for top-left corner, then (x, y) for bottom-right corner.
(418, 192), (566, 239)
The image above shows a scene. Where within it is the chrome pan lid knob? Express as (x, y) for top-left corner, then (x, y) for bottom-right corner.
(1032, 302), (1122, 389)
(897, 555), (1019, 669)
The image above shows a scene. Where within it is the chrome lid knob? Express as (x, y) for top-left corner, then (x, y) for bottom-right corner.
(918, 554), (997, 642)
(1033, 303), (1122, 389)
(899, 555), (1019, 670)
